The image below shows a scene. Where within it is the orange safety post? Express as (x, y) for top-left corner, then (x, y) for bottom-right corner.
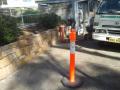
(69, 29), (76, 83)
(61, 28), (83, 88)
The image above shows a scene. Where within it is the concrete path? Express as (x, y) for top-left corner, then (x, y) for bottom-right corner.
(0, 41), (120, 90)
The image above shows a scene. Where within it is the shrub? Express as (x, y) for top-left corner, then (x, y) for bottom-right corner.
(0, 15), (20, 45)
(23, 9), (39, 15)
(60, 19), (67, 25)
(22, 9), (39, 23)
(21, 15), (39, 23)
(38, 13), (61, 29)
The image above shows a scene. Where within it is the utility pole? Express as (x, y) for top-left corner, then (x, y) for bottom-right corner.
(70, 0), (79, 31)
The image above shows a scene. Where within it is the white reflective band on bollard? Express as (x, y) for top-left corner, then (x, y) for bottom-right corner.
(70, 42), (75, 54)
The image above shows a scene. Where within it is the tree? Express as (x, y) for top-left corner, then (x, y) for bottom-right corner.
(0, 15), (20, 45)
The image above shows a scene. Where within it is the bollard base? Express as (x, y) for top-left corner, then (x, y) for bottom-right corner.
(61, 77), (83, 88)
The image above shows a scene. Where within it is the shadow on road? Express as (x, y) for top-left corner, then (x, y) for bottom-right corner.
(76, 39), (120, 53)
(52, 44), (120, 61)
(6, 52), (120, 90)
(76, 62), (120, 90)
(6, 53), (69, 90)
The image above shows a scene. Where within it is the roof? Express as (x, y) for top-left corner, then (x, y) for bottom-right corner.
(36, 0), (69, 4)
(36, 0), (88, 4)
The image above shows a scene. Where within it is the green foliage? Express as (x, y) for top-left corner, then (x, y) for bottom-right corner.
(38, 13), (61, 29)
(0, 15), (20, 45)
(21, 9), (40, 23)
(23, 15), (39, 23)
(60, 19), (67, 25)
(23, 9), (39, 15)
(14, 9), (40, 23)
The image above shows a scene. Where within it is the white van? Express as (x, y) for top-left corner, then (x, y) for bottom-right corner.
(93, 0), (120, 43)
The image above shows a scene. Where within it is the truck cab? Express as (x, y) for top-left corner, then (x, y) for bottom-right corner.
(93, 0), (120, 43)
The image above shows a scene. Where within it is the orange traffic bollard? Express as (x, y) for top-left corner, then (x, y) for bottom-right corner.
(69, 29), (76, 83)
(59, 25), (65, 42)
(61, 28), (83, 88)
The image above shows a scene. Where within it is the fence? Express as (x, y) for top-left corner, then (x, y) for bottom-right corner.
(16, 14), (40, 28)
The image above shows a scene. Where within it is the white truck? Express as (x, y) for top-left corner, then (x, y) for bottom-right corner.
(93, 0), (120, 44)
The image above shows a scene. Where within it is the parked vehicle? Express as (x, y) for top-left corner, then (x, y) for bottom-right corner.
(93, 0), (120, 43)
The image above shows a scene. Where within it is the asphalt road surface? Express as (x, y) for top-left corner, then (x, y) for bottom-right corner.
(0, 39), (120, 90)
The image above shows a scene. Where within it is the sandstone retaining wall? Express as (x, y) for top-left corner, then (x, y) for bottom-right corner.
(0, 30), (57, 80)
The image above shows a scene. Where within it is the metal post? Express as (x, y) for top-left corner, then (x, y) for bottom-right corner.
(71, 0), (79, 31)
(9, 9), (12, 16)
(20, 8), (24, 26)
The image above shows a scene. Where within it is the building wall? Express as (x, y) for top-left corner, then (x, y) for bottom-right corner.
(39, 3), (69, 19)
(52, 5), (68, 19)
(0, 0), (37, 8)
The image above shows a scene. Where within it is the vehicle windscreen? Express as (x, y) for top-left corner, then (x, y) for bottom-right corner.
(97, 0), (120, 14)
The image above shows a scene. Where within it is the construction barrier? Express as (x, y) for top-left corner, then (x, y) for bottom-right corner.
(61, 28), (83, 88)
(59, 25), (65, 42)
